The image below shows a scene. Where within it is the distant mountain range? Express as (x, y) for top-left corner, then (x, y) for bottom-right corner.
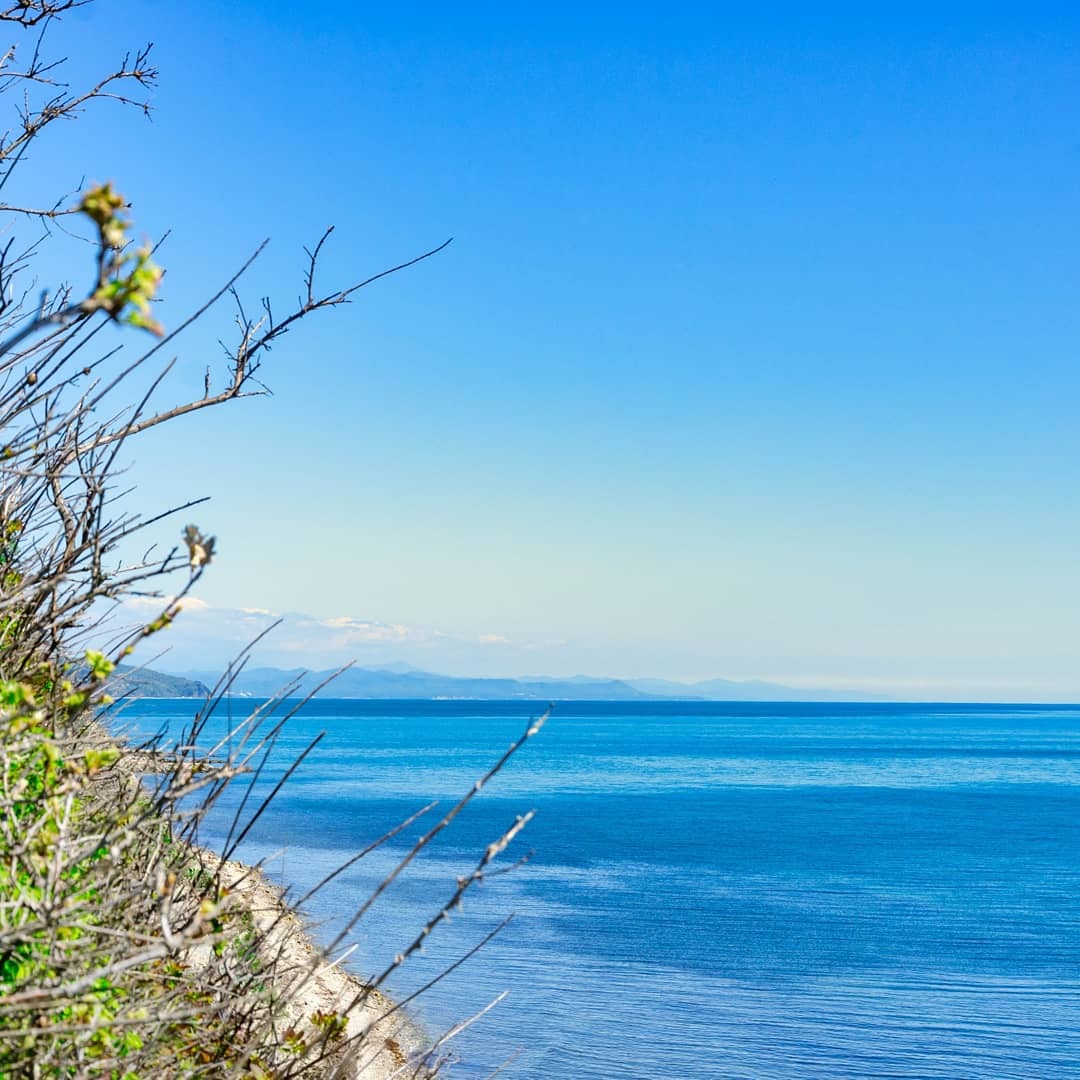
(150, 664), (883, 702)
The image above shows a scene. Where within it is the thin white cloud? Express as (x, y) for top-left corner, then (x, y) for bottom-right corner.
(104, 596), (551, 677)
(121, 595), (209, 612)
(319, 616), (412, 641)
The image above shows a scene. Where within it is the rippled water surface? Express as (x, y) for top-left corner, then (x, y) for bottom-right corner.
(124, 700), (1080, 1077)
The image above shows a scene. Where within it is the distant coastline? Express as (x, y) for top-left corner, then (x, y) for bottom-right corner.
(131, 663), (885, 702)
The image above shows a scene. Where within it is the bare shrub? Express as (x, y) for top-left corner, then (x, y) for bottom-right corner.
(0, 3), (538, 1075)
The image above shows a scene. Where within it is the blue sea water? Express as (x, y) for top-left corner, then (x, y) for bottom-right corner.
(121, 700), (1080, 1078)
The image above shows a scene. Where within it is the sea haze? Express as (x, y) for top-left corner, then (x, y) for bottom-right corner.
(122, 700), (1080, 1079)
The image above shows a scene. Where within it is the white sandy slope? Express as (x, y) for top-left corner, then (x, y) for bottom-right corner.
(107, 744), (431, 1078)
(204, 852), (431, 1079)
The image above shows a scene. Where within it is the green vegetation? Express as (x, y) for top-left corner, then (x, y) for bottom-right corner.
(0, 673), (301, 1077)
(0, 0), (419, 1068)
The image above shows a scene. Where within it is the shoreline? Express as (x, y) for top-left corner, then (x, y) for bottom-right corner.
(106, 733), (432, 1078)
(202, 849), (430, 1079)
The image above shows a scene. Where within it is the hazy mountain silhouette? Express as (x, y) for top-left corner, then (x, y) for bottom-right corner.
(161, 665), (883, 701)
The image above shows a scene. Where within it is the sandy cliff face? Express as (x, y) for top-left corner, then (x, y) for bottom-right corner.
(205, 853), (429, 1079)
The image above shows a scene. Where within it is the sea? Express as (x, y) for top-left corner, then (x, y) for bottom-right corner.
(120, 699), (1080, 1079)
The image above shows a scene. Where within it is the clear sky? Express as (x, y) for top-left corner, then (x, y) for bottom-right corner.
(24, 3), (1080, 699)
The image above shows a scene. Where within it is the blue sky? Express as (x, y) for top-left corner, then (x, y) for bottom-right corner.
(25, 3), (1080, 698)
